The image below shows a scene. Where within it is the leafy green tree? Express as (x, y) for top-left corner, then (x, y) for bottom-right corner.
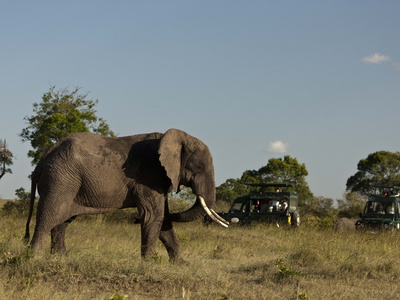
(259, 156), (306, 182)
(20, 86), (115, 164)
(346, 151), (400, 196)
(240, 170), (261, 185)
(257, 156), (314, 205)
(0, 139), (13, 180)
(216, 155), (314, 206)
(216, 178), (250, 203)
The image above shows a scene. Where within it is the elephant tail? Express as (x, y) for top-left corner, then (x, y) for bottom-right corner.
(24, 171), (37, 244)
(169, 196), (228, 227)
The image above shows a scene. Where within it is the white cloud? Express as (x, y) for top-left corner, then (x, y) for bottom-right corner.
(362, 53), (390, 64)
(267, 141), (288, 153)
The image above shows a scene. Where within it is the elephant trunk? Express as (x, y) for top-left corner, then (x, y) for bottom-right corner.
(168, 182), (228, 227)
(168, 173), (216, 222)
(168, 196), (208, 222)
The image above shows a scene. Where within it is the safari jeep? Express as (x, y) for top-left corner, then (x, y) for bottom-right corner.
(206, 183), (300, 227)
(356, 188), (400, 231)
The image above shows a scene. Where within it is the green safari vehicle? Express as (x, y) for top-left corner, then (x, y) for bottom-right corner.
(356, 186), (400, 231)
(205, 183), (300, 227)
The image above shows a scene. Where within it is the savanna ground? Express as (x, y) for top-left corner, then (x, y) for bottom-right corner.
(1, 200), (400, 300)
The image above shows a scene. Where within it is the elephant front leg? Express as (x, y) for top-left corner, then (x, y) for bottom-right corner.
(159, 220), (185, 264)
(138, 193), (176, 261)
(140, 220), (163, 259)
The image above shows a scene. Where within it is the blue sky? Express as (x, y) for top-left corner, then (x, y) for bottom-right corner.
(1, 1), (399, 200)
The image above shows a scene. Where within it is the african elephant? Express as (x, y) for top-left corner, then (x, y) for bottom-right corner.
(25, 128), (227, 263)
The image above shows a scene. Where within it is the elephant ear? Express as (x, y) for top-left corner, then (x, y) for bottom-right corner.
(159, 129), (184, 192)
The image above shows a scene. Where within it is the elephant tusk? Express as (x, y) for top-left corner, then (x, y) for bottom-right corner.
(199, 196), (229, 228)
(210, 208), (229, 226)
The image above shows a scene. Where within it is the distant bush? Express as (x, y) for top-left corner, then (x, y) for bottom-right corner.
(0, 188), (33, 217)
(0, 200), (31, 217)
(301, 214), (335, 229)
(337, 192), (365, 219)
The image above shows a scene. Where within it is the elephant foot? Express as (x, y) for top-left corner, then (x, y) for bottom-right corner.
(141, 253), (188, 265)
(50, 243), (67, 256)
(51, 249), (68, 256)
(141, 252), (162, 263)
(169, 256), (189, 265)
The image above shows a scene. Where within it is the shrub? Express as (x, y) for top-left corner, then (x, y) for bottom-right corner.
(1, 187), (33, 217)
(1, 200), (31, 217)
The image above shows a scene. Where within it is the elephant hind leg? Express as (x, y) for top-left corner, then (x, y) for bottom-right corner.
(30, 195), (77, 254)
(51, 216), (77, 255)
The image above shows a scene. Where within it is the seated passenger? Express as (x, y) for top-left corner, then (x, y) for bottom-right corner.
(281, 201), (288, 212)
(377, 204), (385, 214)
(253, 200), (260, 212)
(271, 199), (279, 212)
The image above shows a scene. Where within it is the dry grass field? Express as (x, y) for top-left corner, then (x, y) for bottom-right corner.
(1, 211), (400, 299)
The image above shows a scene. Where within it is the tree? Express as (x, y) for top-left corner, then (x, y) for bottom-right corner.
(20, 86), (115, 165)
(216, 155), (314, 206)
(216, 178), (250, 203)
(257, 156), (314, 205)
(0, 139), (13, 180)
(346, 151), (400, 196)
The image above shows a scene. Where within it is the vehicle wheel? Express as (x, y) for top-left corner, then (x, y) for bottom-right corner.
(291, 212), (300, 228)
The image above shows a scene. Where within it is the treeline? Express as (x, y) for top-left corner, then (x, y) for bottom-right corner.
(2, 152), (399, 228)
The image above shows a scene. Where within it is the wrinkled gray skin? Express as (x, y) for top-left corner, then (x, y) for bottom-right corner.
(333, 218), (357, 232)
(25, 129), (216, 263)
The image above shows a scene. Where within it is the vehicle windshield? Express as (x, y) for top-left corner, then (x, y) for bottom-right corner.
(230, 202), (246, 213)
(364, 201), (395, 215)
